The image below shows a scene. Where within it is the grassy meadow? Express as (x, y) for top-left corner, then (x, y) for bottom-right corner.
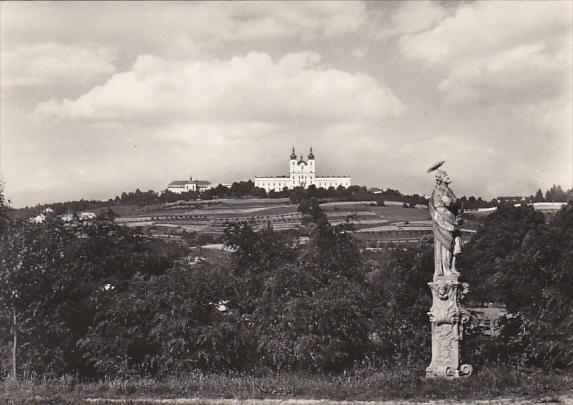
(2, 367), (573, 404)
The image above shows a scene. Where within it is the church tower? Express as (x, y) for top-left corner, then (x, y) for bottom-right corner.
(289, 146), (297, 176)
(307, 147), (315, 174)
(308, 147), (316, 184)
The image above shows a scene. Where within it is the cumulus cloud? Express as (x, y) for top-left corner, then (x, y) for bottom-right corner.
(398, 1), (572, 192)
(374, 1), (448, 38)
(400, 1), (572, 105)
(1, 2), (368, 58)
(212, 2), (368, 41)
(438, 42), (568, 104)
(36, 51), (403, 124)
(1, 43), (116, 88)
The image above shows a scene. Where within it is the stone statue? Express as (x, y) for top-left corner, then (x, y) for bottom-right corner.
(429, 169), (463, 281)
(425, 163), (472, 379)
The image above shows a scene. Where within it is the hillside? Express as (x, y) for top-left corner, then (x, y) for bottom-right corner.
(112, 198), (480, 248)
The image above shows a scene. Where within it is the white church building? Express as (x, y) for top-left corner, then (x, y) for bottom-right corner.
(254, 147), (351, 193)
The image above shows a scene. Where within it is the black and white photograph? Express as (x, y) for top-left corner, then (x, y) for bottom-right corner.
(0, 1), (572, 404)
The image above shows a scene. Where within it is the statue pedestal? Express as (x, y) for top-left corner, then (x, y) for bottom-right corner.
(426, 277), (473, 379)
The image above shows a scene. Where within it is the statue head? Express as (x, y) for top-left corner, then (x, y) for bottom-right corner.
(435, 170), (451, 185)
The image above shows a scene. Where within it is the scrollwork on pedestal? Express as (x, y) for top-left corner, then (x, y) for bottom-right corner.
(427, 281), (469, 326)
(426, 279), (472, 379)
(460, 364), (473, 377)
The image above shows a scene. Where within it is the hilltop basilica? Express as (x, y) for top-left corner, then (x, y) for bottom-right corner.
(254, 147), (351, 193)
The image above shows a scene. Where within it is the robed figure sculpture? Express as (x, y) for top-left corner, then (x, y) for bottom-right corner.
(425, 165), (472, 379)
(429, 169), (463, 281)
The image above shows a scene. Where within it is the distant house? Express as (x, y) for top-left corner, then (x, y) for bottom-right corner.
(79, 212), (97, 220)
(29, 208), (57, 223)
(193, 180), (212, 193)
(29, 213), (46, 223)
(368, 187), (383, 194)
(167, 177), (212, 194)
(496, 196), (533, 204)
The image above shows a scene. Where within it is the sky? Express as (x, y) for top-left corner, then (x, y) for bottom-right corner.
(1, 1), (572, 207)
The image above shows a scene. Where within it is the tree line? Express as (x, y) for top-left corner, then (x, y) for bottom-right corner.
(17, 182), (573, 221)
(19, 182), (429, 213)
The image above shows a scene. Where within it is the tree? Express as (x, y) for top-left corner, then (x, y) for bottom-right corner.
(0, 186), (10, 237)
(289, 187), (306, 205)
(534, 189), (545, 202)
(459, 204), (546, 305)
(365, 243), (432, 366)
(253, 220), (369, 371)
(224, 223), (294, 312)
(545, 185), (567, 202)
(79, 262), (239, 377)
(222, 217), (372, 372)
(0, 216), (84, 379)
(0, 213), (186, 379)
(523, 205), (573, 368)
(460, 204), (573, 369)
(298, 196), (326, 224)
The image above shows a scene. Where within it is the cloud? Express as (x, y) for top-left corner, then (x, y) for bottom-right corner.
(400, 1), (572, 105)
(397, 1), (572, 192)
(212, 2), (368, 41)
(36, 51), (404, 124)
(374, 1), (448, 38)
(1, 2), (368, 58)
(1, 43), (116, 89)
(2, 2), (570, 207)
(438, 42), (569, 104)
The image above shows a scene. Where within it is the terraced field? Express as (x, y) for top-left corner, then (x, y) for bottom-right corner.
(114, 198), (477, 246)
(115, 198), (298, 234)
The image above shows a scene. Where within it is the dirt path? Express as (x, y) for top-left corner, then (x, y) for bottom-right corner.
(84, 395), (573, 404)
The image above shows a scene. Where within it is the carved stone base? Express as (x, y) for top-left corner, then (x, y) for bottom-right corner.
(426, 363), (473, 379)
(426, 278), (472, 379)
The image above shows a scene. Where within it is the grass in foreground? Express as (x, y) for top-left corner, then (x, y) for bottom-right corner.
(2, 366), (572, 405)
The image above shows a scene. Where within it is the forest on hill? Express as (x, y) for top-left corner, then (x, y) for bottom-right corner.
(0, 186), (572, 380)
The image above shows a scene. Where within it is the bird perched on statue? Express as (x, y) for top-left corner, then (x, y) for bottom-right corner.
(427, 160), (445, 173)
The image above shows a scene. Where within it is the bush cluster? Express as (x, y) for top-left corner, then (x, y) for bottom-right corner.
(461, 204), (573, 369)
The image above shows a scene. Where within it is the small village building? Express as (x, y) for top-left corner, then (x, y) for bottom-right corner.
(167, 177), (212, 194)
(496, 196), (533, 204)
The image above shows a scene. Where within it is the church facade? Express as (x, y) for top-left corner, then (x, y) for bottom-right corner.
(254, 147), (351, 192)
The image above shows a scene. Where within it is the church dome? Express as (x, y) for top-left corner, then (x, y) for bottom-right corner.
(308, 147), (315, 160)
(290, 146), (297, 160)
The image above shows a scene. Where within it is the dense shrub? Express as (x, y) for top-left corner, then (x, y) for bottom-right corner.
(223, 217), (369, 372)
(256, 221), (369, 371)
(0, 215), (186, 379)
(364, 244), (432, 366)
(79, 264), (241, 377)
(461, 205), (573, 369)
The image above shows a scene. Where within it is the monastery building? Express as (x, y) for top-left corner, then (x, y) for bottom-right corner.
(167, 177), (212, 194)
(255, 147), (351, 192)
